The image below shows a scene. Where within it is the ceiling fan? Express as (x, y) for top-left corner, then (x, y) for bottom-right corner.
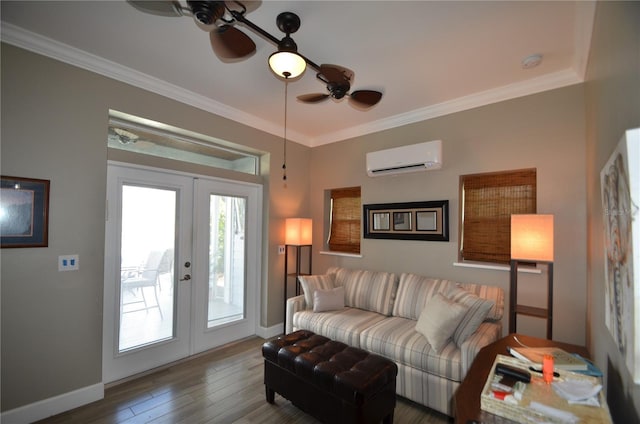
(297, 64), (383, 108)
(127, 1), (383, 108)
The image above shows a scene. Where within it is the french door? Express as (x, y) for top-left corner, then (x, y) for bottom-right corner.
(103, 163), (261, 383)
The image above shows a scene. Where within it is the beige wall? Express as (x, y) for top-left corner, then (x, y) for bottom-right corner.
(310, 85), (588, 346)
(584, 1), (640, 421)
(3, 0), (639, 417)
(0, 43), (310, 411)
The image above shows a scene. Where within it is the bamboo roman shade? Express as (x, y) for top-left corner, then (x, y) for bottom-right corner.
(328, 187), (361, 254)
(460, 169), (536, 263)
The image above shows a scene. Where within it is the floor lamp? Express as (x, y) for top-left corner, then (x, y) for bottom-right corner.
(284, 218), (312, 323)
(509, 214), (554, 339)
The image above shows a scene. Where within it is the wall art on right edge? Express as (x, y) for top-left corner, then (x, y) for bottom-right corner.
(363, 200), (449, 241)
(600, 127), (640, 384)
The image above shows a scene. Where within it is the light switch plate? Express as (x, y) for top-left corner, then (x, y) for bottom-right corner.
(59, 254), (79, 271)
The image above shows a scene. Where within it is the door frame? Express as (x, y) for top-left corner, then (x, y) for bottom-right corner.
(102, 161), (262, 383)
(190, 177), (262, 354)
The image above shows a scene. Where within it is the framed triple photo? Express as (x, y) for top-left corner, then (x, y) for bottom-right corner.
(363, 200), (449, 242)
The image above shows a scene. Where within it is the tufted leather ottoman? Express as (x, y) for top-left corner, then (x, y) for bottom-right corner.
(262, 330), (398, 424)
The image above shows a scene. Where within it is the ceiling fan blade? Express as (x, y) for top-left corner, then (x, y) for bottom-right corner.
(349, 90), (383, 107)
(210, 25), (257, 59)
(297, 93), (330, 103)
(127, 0), (183, 17)
(319, 64), (353, 83)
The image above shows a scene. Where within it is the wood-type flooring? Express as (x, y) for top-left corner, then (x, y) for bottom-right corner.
(35, 336), (451, 424)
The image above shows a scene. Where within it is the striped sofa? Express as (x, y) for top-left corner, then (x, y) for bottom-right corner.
(285, 267), (504, 416)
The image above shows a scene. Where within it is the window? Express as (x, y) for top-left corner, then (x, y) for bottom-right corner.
(108, 111), (260, 176)
(459, 169), (536, 264)
(328, 187), (361, 254)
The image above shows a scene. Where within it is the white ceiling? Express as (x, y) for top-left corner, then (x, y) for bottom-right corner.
(1, 1), (595, 147)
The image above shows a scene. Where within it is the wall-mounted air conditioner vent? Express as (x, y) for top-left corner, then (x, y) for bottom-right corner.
(366, 140), (442, 177)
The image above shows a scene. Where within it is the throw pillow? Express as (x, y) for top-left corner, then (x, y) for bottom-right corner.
(313, 286), (345, 312)
(393, 273), (454, 320)
(455, 282), (504, 321)
(298, 274), (336, 309)
(338, 268), (398, 316)
(415, 292), (468, 352)
(448, 286), (495, 346)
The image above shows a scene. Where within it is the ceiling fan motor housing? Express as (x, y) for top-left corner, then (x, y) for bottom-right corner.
(187, 1), (225, 25)
(328, 82), (350, 99)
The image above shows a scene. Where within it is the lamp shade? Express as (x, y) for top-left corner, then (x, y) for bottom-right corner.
(269, 51), (306, 79)
(285, 218), (312, 245)
(511, 214), (554, 262)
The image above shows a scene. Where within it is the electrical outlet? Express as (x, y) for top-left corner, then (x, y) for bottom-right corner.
(59, 254), (79, 271)
(278, 245), (286, 255)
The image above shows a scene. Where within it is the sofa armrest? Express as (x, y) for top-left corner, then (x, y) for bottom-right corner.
(285, 294), (307, 334)
(459, 322), (502, 377)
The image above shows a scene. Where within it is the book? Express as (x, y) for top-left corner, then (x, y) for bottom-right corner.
(507, 346), (589, 371)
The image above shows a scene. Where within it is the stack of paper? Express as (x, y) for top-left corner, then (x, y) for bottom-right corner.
(553, 379), (602, 406)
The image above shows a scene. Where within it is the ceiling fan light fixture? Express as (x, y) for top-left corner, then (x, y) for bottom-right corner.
(269, 49), (306, 79)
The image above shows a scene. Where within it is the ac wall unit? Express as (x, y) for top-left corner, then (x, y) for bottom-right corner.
(366, 140), (442, 177)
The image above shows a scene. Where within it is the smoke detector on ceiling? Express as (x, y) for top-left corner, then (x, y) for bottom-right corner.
(521, 54), (543, 69)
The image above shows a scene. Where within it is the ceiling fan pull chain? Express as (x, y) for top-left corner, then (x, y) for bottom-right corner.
(282, 75), (289, 181)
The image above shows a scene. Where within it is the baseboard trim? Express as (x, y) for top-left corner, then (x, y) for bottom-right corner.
(256, 322), (284, 340)
(2, 327), (280, 423)
(1, 383), (104, 424)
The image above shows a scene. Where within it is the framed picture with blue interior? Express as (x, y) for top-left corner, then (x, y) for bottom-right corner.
(0, 175), (50, 248)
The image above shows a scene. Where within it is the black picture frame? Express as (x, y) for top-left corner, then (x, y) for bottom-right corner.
(1, 176), (50, 248)
(363, 200), (449, 241)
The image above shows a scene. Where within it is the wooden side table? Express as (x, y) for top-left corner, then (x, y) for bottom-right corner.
(453, 333), (589, 424)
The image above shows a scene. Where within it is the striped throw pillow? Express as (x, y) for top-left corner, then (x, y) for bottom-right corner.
(298, 274), (336, 309)
(448, 286), (495, 346)
(392, 273), (455, 320)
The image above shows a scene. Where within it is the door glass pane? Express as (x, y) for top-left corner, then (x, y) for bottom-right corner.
(119, 185), (176, 351)
(208, 195), (245, 328)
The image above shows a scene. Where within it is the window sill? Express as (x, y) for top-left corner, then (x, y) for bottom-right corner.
(319, 250), (363, 258)
(453, 261), (542, 274)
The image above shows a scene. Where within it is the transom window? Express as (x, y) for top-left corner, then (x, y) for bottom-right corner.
(108, 111), (260, 175)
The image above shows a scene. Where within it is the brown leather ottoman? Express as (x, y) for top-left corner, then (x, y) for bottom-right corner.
(262, 330), (398, 424)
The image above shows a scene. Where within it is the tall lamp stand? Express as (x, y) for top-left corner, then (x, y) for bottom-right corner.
(509, 260), (554, 339)
(283, 218), (313, 326)
(509, 214), (554, 340)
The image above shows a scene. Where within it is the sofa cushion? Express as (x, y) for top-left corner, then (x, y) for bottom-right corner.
(392, 273), (455, 320)
(293, 307), (387, 348)
(415, 293), (469, 352)
(455, 282), (504, 321)
(313, 287), (345, 312)
(447, 286), (495, 346)
(334, 268), (399, 316)
(359, 316), (463, 382)
(299, 274), (336, 309)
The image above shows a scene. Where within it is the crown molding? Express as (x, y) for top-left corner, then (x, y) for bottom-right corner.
(573, 1), (596, 80)
(2, 22), (585, 148)
(309, 69), (584, 147)
(0, 23), (310, 144)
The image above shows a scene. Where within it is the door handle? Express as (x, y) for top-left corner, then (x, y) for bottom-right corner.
(180, 274), (191, 281)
